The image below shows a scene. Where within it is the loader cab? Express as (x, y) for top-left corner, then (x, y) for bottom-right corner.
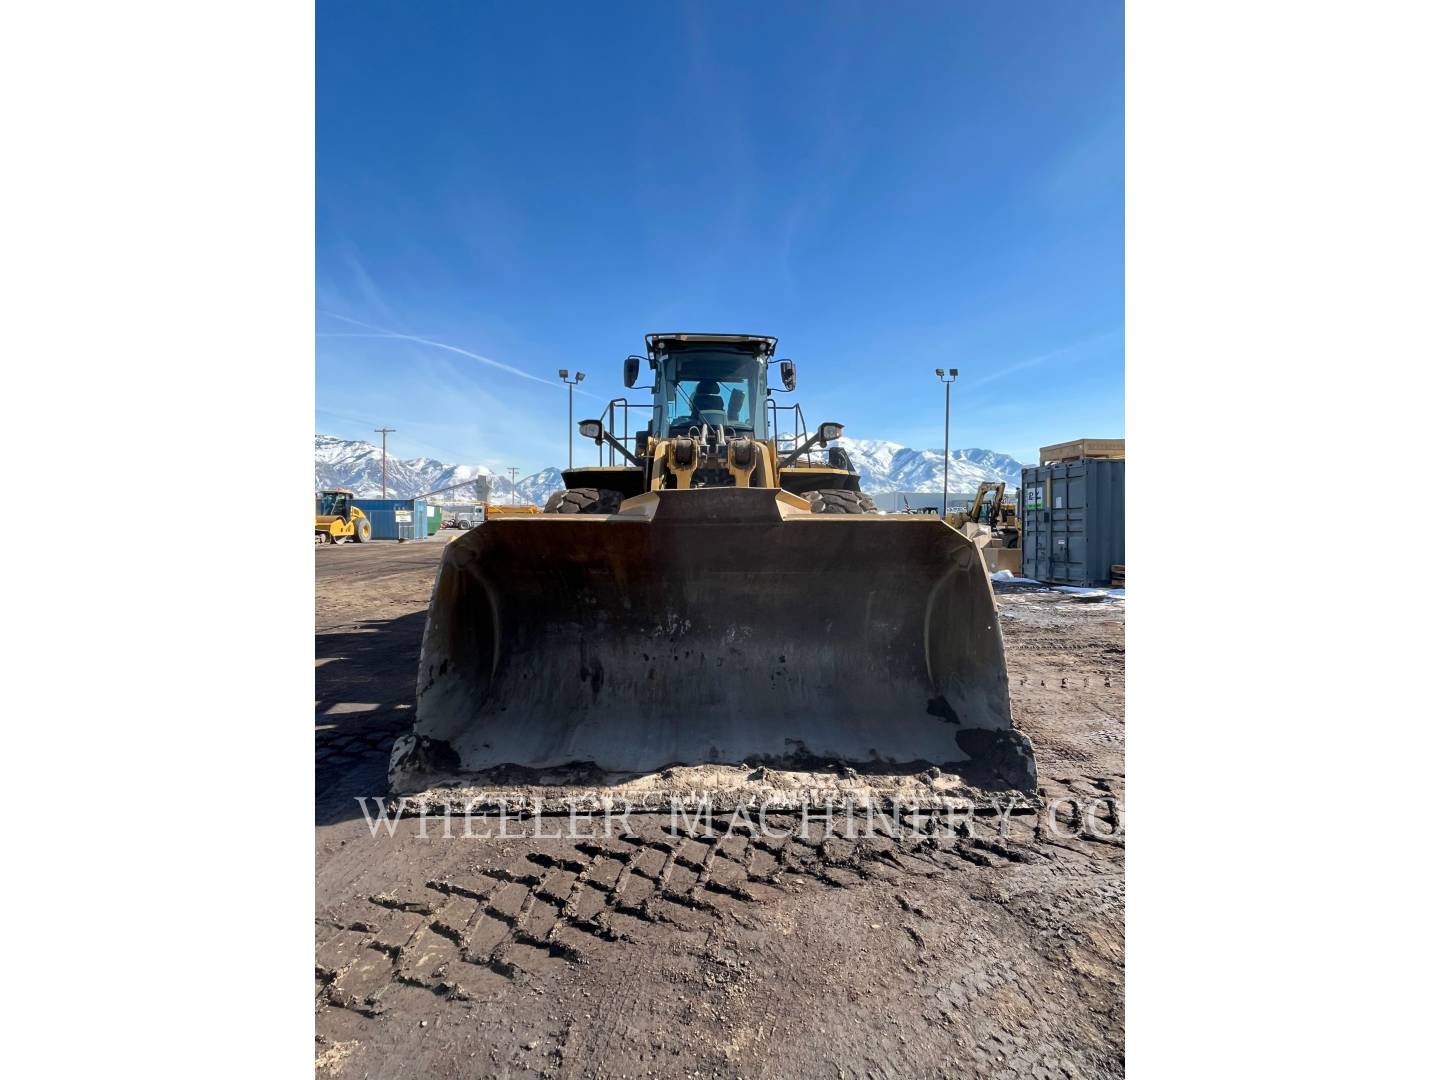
(644, 333), (778, 442)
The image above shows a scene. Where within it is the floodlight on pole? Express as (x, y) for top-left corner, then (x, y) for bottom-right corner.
(934, 369), (959, 515)
(559, 369), (586, 468)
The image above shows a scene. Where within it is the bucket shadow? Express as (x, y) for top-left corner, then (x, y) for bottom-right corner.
(315, 609), (426, 826)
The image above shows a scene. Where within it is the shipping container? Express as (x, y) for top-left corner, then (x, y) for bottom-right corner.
(353, 498), (427, 541)
(1021, 459), (1125, 586)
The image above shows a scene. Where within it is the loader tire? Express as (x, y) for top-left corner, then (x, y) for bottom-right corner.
(804, 488), (878, 515)
(353, 519), (371, 543)
(544, 488), (623, 515)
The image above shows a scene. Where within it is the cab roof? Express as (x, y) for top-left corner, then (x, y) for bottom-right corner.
(645, 333), (777, 358)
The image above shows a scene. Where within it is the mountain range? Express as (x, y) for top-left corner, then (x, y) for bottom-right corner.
(315, 434), (1025, 507)
(833, 438), (1023, 496)
(315, 435), (563, 506)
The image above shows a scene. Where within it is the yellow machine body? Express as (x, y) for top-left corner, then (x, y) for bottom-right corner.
(314, 489), (371, 543)
(389, 334), (1035, 794)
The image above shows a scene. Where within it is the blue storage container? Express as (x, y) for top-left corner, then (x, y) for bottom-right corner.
(353, 498), (426, 541)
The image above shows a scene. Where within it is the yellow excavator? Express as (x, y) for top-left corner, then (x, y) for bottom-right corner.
(946, 482), (1021, 573)
(977, 482), (1019, 534)
(314, 489), (372, 544)
(390, 333), (1034, 793)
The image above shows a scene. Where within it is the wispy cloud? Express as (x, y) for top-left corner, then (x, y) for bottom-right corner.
(317, 310), (560, 389)
(314, 408), (465, 462)
(333, 246), (409, 330)
(967, 330), (1122, 390)
(316, 332), (439, 339)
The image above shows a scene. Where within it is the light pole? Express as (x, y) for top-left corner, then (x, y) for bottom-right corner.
(507, 467), (520, 504)
(558, 369), (586, 468)
(934, 369), (957, 515)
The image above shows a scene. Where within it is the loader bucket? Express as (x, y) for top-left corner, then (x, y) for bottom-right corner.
(391, 488), (1034, 793)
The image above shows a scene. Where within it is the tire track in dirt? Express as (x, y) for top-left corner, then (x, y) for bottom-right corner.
(315, 810), (1124, 1020)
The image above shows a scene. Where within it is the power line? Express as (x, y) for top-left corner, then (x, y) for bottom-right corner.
(373, 428), (396, 498)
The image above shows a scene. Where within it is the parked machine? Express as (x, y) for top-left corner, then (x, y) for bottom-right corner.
(451, 506), (485, 529)
(448, 503), (543, 528)
(944, 482), (1022, 574)
(390, 333), (1034, 794)
(481, 503), (542, 519)
(950, 482), (1020, 546)
(315, 489), (371, 544)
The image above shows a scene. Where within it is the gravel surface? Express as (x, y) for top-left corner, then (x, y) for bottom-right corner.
(315, 537), (1124, 1078)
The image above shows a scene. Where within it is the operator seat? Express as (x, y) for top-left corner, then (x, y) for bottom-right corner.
(693, 379), (727, 427)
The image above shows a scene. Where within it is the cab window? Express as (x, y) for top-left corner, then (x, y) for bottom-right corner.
(661, 352), (760, 435)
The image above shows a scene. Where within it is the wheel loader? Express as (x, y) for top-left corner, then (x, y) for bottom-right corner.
(390, 333), (1035, 797)
(315, 489), (372, 544)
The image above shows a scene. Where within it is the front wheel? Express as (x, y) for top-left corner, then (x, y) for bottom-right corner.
(803, 488), (878, 514)
(544, 488), (624, 514)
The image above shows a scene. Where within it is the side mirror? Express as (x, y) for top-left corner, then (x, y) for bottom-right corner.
(578, 418), (642, 466)
(778, 359), (796, 391)
(818, 421), (844, 445)
(623, 355), (641, 388)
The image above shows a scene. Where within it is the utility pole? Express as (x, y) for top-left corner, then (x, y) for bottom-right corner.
(507, 467), (520, 504)
(374, 427), (396, 498)
(558, 369), (586, 468)
(933, 370), (957, 515)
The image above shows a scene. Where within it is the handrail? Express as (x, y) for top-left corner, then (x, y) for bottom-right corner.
(765, 400), (809, 451)
(603, 398), (647, 466)
(767, 401), (836, 465)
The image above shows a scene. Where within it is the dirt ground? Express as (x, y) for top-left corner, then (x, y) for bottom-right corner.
(316, 536), (1125, 1079)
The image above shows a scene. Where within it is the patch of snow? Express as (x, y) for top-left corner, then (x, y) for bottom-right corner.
(991, 571), (1045, 585)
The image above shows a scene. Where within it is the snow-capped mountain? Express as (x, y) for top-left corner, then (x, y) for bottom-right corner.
(317, 435), (524, 504)
(835, 438), (1023, 495)
(316, 433), (1025, 508)
(514, 468), (566, 507)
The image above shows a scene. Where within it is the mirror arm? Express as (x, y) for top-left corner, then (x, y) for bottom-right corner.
(778, 423), (842, 468)
(590, 425), (640, 466)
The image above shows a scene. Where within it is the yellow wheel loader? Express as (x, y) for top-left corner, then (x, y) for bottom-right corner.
(390, 333), (1035, 796)
(315, 489), (372, 544)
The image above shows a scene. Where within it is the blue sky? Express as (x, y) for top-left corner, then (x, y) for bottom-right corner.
(317, 1), (1123, 475)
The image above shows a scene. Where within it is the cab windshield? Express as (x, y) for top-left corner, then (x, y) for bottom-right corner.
(317, 493), (347, 516)
(661, 351), (762, 436)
